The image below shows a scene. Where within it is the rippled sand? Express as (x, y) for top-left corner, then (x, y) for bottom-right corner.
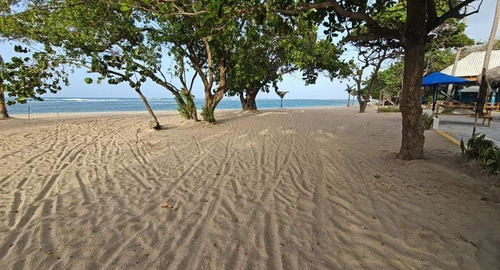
(0, 107), (498, 269)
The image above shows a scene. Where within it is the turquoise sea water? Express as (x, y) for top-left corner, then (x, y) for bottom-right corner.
(7, 97), (356, 115)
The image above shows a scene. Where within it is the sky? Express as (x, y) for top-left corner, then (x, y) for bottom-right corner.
(1, 1), (499, 100)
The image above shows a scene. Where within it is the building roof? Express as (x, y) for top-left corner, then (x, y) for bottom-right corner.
(441, 50), (500, 78)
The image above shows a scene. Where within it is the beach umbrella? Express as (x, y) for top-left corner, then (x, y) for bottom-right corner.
(422, 72), (473, 112)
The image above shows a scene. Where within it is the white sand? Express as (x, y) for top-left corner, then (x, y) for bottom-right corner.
(0, 107), (499, 269)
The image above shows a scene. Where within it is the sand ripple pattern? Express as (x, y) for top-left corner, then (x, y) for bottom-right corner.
(0, 109), (499, 269)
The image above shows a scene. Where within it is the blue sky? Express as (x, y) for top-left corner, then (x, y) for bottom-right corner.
(1, 1), (498, 100)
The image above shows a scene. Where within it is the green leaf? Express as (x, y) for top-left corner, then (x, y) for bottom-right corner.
(84, 77), (93, 84)
(485, 159), (496, 166)
(119, 4), (130, 12)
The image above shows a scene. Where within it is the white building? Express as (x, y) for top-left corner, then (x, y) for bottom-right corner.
(441, 50), (500, 81)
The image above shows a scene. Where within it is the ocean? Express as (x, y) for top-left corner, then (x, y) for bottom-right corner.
(6, 97), (356, 115)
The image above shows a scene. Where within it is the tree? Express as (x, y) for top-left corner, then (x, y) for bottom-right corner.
(1, 0), (210, 126)
(0, 45), (69, 119)
(126, 0), (245, 123)
(274, 0), (481, 160)
(84, 53), (163, 129)
(348, 41), (400, 112)
(275, 90), (289, 108)
(345, 84), (355, 106)
(0, 0), (168, 127)
(369, 61), (404, 100)
(226, 14), (301, 111)
(226, 13), (347, 111)
(0, 1), (71, 119)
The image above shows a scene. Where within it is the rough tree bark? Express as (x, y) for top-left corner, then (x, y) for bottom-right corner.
(134, 86), (161, 129)
(0, 86), (9, 119)
(202, 84), (225, 123)
(186, 38), (228, 123)
(355, 79), (368, 113)
(0, 54), (7, 119)
(357, 98), (368, 112)
(398, 0), (426, 160)
(239, 89), (258, 111)
(354, 68), (369, 113)
(202, 56), (227, 123)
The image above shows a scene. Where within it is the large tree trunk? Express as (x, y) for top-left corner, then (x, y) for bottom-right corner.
(189, 99), (199, 121)
(202, 88), (224, 123)
(135, 87), (161, 130)
(358, 100), (368, 112)
(347, 93), (350, 107)
(398, 1), (426, 160)
(356, 93), (368, 113)
(0, 86), (9, 119)
(202, 57), (227, 123)
(240, 89), (258, 111)
(355, 74), (368, 113)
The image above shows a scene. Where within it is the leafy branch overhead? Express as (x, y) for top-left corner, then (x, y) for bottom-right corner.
(273, 0), (480, 45)
(0, 46), (69, 106)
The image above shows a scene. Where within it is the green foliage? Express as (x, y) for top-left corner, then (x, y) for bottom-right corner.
(177, 90), (197, 120)
(345, 84), (355, 94)
(0, 46), (69, 106)
(370, 61), (404, 98)
(201, 106), (215, 123)
(441, 107), (454, 114)
(276, 90), (289, 99)
(377, 106), (400, 113)
(422, 113), (433, 130)
(461, 134), (499, 174)
(225, 13), (348, 105)
(1, 0), (202, 120)
(423, 48), (456, 75)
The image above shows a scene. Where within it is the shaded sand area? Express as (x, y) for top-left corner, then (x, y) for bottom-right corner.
(0, 107), (499, 269)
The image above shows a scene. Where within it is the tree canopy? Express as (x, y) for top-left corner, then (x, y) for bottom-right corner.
(0, 0), (484, 159)
(0, 45), (69, 118)
(269, 0), (480, 160)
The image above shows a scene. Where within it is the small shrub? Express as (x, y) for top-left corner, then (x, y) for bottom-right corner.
(422, 113), (433, 130)
(378, 106), (400, 113)
(177, 90), (197, 120)
(460, 134), (499, 174)
(441, 107), (454, 114)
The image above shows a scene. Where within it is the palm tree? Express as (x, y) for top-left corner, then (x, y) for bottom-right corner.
(345, 84), (355, 107)
(276, 90), (289, 109)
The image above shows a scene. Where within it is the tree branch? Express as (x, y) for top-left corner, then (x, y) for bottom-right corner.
(426, 0), (438, 25)
(201, 36), (214, 89)
(274, 1), (402, 40)
(428, 0), (480, 32)
(185, 43), (210, 90)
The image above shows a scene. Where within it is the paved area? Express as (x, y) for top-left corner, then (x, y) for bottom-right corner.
(431, 110), (500, 146)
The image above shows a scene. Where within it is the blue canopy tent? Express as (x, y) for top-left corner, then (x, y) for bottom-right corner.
(422, 72), (474, 112)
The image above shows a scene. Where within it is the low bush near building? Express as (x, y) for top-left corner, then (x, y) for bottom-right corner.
(460, 134), (499, 174)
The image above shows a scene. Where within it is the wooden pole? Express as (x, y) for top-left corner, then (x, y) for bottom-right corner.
(474, 0), (500, 136)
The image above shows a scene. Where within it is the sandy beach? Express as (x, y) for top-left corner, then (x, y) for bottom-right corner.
(0, 107), (499, 269)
